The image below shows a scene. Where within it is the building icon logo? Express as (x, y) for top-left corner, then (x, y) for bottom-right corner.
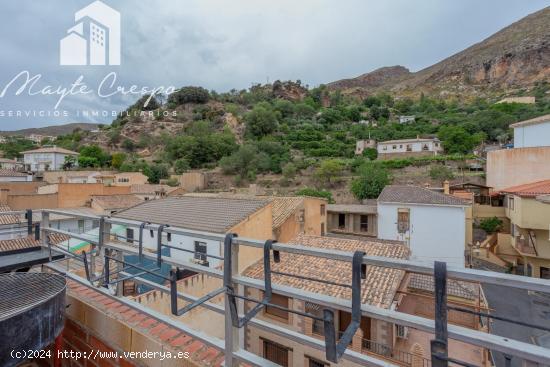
(60, 1), (121, 66)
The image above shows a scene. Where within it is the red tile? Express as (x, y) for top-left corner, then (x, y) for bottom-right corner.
(128, 313), (147, 325)
(120, 310), (138, 320)
(186, 340), (204, 355)
(199, 347), (220, 363)
(170, 335), (193, 348)
(158, 328), (180, 342)
(138, 318), (157, 329)
(149, 323), (168, 337)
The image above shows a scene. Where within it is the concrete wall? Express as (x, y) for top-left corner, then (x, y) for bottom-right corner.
(0, 182), (45, 195)
(57, 183), (131, 208)
(487, 147), (550, 190)
(378, 203), (466, 267)
(327, 212), (377, 237)
(514, 122), (550, 148)
(8, 193), (59, 210)
(180, 172), (206, 192)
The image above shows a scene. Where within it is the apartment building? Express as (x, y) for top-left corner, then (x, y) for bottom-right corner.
(22, 146), (79, 172)
(500, 180), (550, 279)
(377, 185), (469, 267)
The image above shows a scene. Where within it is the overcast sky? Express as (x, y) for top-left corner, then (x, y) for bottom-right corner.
(0, 0), (548, 129)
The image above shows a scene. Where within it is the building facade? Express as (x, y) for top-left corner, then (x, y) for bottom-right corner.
(22, 147), (79, 172)
(510, 114), (550, 149)
(377, 185), (468, 267)
(326, 203), (377, 237)
(377, 138), (442, 160)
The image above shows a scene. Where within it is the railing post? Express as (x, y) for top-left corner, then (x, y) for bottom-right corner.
(431, 261), (448, 367)
(224, 234), (239, 367)
(41, 211), (50, 247)
(34, 223), (40, 241)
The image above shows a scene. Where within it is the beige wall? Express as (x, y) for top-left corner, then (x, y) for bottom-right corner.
(230, 203), (273, 272)
(114, 172), (149, 186)
(0, 181), (45, 195)
(487, 147), (550, 190)
(57, 183), (131, 208)
(506, 195), (550, 230)
(8, 193), (59, 210)
(275, 198), (327, 243)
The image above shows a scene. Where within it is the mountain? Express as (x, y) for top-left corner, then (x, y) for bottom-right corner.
(1, 123), (101, 137)
(328, 6), (550, 98)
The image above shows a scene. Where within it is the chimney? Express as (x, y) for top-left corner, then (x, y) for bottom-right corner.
(443, 180), (450, 195)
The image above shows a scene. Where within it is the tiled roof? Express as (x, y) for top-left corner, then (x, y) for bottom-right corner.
(327, 204), (377, 214)
(408, 273), (478, 301)
(0, 233), (69, 253)
(0, 169), (27, 177)
(0, 158), (17, 164)
(0, 204), (20, 225)
(65, 280), (225, 366)
(270, 196), (305, 229)
(114, 196), (270, 233)
(91, 194), (142, 210)
(130, 184), (179, 195)
(500, 180), (550, 197)
(243, 234), (409, 309)
(21, 146), (79, 155)
(509, 114), (550, 128)
(378, 185), (469, 206)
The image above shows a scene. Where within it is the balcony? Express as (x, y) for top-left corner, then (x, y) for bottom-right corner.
(514, 236), (537, 256)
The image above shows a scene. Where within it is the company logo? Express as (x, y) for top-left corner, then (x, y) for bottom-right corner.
(60, 1), (121, 66)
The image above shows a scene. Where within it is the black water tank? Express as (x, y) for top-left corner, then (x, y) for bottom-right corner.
(0, 273), (66, 367)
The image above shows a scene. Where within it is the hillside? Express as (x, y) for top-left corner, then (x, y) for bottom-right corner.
(329, 6), (550, 98)
(1, 123), (100, 137)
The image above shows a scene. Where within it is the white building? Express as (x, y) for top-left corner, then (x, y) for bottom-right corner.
(22, 146), (79, 172)
(0, 158), (20, 170)
(355, 139), (377, 155)
(377, 137), (443, 158)
(0, 169), (31, 182)
(510, 114), (550, 149)
(377, 185), (468, 267)
(399, 115), (416, 124)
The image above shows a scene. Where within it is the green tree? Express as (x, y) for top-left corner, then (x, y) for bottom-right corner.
(144, 163), (169, 184)
(479, 217), (503, 234)
(168, 86), (210, 105)
(245, 103), (280, 137)
(315, 159), (344, 187)
(174, 158), (190, 174)
(429, 165), (455, 182)
(438, 125), (483, 154)
(78, 156), (100, 168)
(362, 148), (378, 161)
(111, 153), (127, 170)
(79, 145), (111, 167)
(282, 162), (297, 180)
(296, 188), (334, 203)
(350, 164), (391, 200)
(63, 155), (77, 170)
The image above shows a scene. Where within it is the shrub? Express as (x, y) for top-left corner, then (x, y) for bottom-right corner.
(296, 188), (334, 203)
(174, 158), (190, 174)
(314, 159), (345, 187)
(350, 164), (391, 200)
(168, 86), (210, 105)
(245, 103), (280, 137)
(479, 217), (503, 234)
(362, 148), (378, 161)
(429, 165), (455, 182)
(282, 162), (297, 180)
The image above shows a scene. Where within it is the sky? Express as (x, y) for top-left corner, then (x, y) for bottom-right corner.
(0, 0), (548, 130)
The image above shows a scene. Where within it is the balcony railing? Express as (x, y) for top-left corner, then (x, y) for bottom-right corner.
(515, 236), (537, 256)
(38, 209), (550, 367)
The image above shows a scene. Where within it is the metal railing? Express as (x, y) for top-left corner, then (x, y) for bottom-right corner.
(35, 209), (550, 367)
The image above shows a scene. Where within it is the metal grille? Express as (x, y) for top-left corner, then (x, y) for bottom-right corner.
(0, 273), (66, 321)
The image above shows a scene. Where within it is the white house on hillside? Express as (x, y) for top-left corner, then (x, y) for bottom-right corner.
(510, 114), (550, 148)
(377, 185), (468, 267)
(377, 137), (442, 159)
(22, 146), (79, 172)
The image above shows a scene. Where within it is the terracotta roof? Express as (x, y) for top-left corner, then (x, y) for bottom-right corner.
(0, 169), (27, 177)
(130, 184), (179, 195)
(243, 234), (409, 309)
(500, 180), (550, 197)
(327, 204), (377, 214)
(0, 158), (17, 164)
(0, 233), (69, 253)
(0, 204), (20, 225)
(114, 196), (270, 233)
(91, 194), (143, 210)
(378, 185), (469, 206)
(270, 196), (305, 229)
(408, 273), (478, 301)
(509, 114), (550, 128)
(451, 191), (474, 202)
(65, 280), (225, 366)
(21, 146), (79, 155)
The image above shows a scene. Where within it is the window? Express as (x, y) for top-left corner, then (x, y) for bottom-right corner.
(509, 196), (515, 210)
(305, 302), (324, 336)
(263, 340), (289, 367)
(406, 144), (412, 152)
(541, 267), (550, 279)
(382, 146), (387, 151)
(78, 220), (84, 233)
(320, 204), (326, 216)
(392, 145), (397, 150)
(167, 232), (172, 242)
(308, 358), (327, 367)
(126, 228), (134, 243)
(397, 208), (410, 233)
(194, 241), (208, 263)
(265, 293), (289, 321)
(399, 144), (403, 149)
(360, 215), (369, 232)
(321, 223), (325, 236)
(422, 144), (429, 151)
(150, 229), (154, 238)
(338, 213), (346, 229)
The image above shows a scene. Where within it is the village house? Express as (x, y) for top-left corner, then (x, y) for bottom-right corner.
(377, 185), (469, 267)
(326, 202), (378, 237)
(0, 169), (32, 182)
(42, 170), (149, 186)
(354, 139), (377, 155)
(377, 137), (442, 160)
(0, 158), (21, 170)
(130, 184), (184, 201)
(90, 194), (143, 215)
(22, 146), (79, 172)
(398, 115), (416, 124)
